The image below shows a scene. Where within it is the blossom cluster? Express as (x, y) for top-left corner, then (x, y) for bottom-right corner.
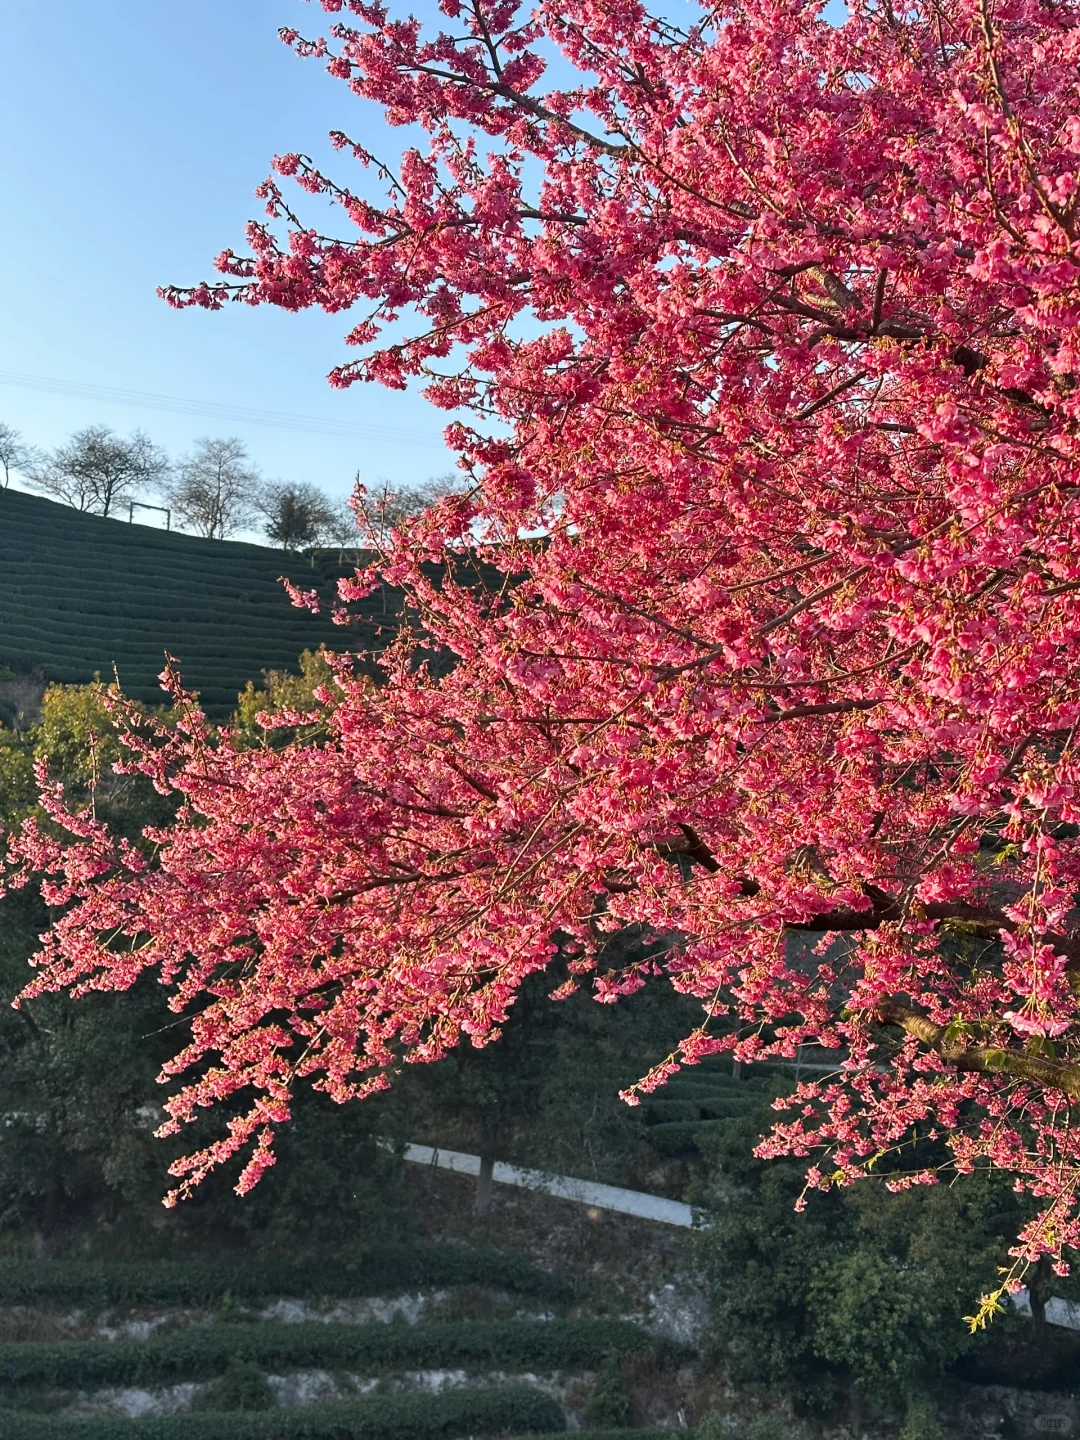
(11, 0), (1080, 1273)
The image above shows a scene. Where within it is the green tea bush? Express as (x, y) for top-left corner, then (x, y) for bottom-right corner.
(583, 1356), (633, 1428)
(641, 1120), (734, 1157)
(0, 1247), (571, 1311)
(0, 1320), (674, 1391)
(0, 1385), (564, 1439)
(0, 490), (370, 719)
(190, 1361), (274, 1413)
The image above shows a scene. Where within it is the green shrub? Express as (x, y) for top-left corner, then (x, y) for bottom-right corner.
(0, 1385), (564, 1439)
(0, 1320), (675, 1392)
(900, 1396), (945, 1440)
(695, 1411), (729, 1440)
(515, 1433), (676, 1440)
(584, 1356), (633, 1429)
(190, 1361), (274, 1413)
(0, 1246), (571, 1311)
(641, 1119), (734, 1156)
(742, 1419), (785, 1440)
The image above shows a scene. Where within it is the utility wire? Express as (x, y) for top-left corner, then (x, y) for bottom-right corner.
(0, 368), (449, 448)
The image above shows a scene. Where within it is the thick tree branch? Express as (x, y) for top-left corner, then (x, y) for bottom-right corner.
(877, 999), (1080, 1100)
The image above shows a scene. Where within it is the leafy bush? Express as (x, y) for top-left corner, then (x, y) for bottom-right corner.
(696, 1081), (1016, 1409)
(0, 1247), (571, 1311)
(742, 1420), (786, 1440)
(583, 1356), (633, 1428)
(190, 1361), (274, 1413)
(0, 1320), (674, 1392)
(0, 1385), (565, 1439)
(695, 1411), (728, 1440)
(900, 1396), (945, 1440)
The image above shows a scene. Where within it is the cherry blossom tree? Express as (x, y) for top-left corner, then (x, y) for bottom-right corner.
(10, 0), (1080, 1314)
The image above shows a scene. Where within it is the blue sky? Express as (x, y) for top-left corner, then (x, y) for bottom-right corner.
(1, 0), (455, 515)
(4, 0), (845, 527)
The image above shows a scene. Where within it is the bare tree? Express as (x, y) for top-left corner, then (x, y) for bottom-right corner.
(166, 437), (261, 540)
(0, 423), (37, 489)
(23, 426), (167, 516)
(256, 481), (335, 550)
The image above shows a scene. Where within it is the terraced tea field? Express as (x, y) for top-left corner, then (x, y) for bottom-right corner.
(638, 1067), (776, 1160)
(0, 1247), (691, 1439)
(0, 489), (378, 718)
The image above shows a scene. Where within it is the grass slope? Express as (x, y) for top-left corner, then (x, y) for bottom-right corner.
(0, 490), (379, 717)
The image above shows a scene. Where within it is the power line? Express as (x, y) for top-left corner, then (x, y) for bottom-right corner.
(0, 368), (449, 449)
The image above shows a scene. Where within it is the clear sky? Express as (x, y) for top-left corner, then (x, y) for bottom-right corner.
(3, 0), (844, 529)
(1, 0), (455, 518)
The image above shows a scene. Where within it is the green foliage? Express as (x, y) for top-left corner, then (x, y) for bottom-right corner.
(191, 1360), (274, 1413)
(232, 648), (342, 747)
(696, 1411), (729, 1440)
(742, 1419), (786, 1440)
(806, 1245), (965, 1395)
(0, 1247), (571, 1309)
(0, 730), (36, 829)
(0, 1386), (565, 1440)
(31, 683), (123, 791)
(696, 1080), (1020, 1410)
(583, 1356), (633, 1429)
(518, 1434), (672, 1440)
(0, 1320), (674, 1392)
(900, 1395), (945, 1440)
(697, 1405), (785, 1440)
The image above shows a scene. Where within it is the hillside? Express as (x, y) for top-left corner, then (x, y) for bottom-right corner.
(0, 489), (379, 717)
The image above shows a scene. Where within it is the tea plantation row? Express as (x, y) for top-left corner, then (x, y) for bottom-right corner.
(0, 490), (381, 716)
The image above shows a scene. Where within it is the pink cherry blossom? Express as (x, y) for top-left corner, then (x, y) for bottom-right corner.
(9, 0), (1080, 1293)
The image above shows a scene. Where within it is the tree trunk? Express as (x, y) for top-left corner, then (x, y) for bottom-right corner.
(1029, 1252), (1053, 1336)
(474, 1150), (495, 1216)
(849, 1383), (863, 1436)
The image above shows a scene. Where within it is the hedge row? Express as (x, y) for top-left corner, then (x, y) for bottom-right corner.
(0, 616), (342, 645)
(641, 1120), (736, 1157)
(0, 577), (332, 606)
(0, 489), (355, 711)
(0, 1383), (564, 1440)
(0, 1248), (570, 1310)
(0, 616), (331, 647)
(1, 584), (346, 617)
(0, 1321), (674, 1391)
(0, 489), (479, 716)
(641, 1099), (752, 1126)
(662, 1081), (751, 1099)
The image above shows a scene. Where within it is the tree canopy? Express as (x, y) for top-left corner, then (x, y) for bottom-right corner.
(9, 0), (1080, 1309)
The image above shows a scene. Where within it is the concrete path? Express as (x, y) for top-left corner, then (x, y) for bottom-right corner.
(402, 1143), (695, 1228)
(1012, 1289), (1080, 1332)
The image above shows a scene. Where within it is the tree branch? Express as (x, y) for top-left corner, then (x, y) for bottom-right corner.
(877, 998), (1080, 1100)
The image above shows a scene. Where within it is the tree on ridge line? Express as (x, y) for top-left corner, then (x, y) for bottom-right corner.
(0, 423), (36, 491)
(10, 0), (1080, 1308)
(23, 425), (167, 519)
(166, 436), (261, 540)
